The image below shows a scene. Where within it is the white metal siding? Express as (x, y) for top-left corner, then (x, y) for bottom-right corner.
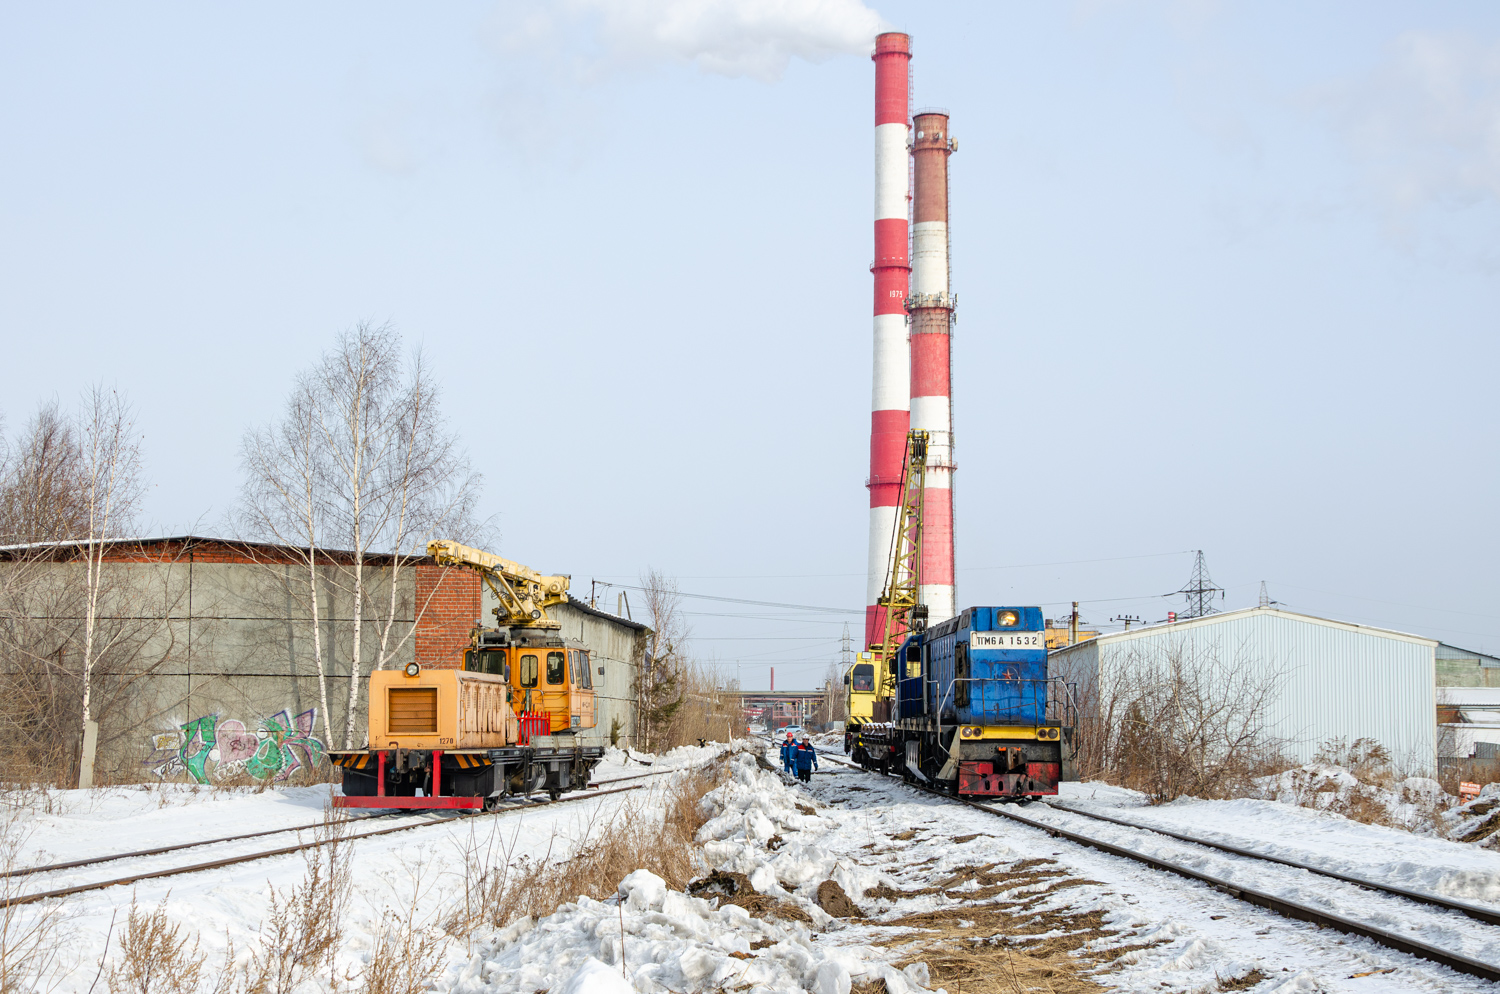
(1091, 610), (1435, 771)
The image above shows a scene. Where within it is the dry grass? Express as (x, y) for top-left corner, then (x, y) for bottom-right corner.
(0, 811), (71, 993)
(1214, 968), (1267, 991)
(444, 765), (727, 939)
(356, 904), (445, 994)
(659, 665), (748, 750)
(900, 946), (1106, 994)
(854, 856), (1142, 994)
(238, 812), (352, 994)
(100, 808), (357, 994)
(105, 899), (219, 994)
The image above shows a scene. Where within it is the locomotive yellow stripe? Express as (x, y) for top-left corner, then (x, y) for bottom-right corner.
(957, 726), (1063, 741)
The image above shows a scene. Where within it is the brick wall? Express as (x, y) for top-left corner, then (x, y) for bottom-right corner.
(414, 563), (480, 670)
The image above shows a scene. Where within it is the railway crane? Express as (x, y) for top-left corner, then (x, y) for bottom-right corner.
(845, 430), (929, 760)
(330, 540), (603, 810)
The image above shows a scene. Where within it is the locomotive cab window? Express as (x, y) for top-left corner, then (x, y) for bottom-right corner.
(546, 651), (566, 685)
(905, 643), (921, 679)
(462, 650), (506, 676)
(852, 663), (875, 692)
(576, 651), (593, 690)
(519, 654), (539, 688)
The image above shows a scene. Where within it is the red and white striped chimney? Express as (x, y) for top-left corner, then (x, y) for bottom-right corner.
(865, 32), (912, 649)
(910, 109), (956, 624)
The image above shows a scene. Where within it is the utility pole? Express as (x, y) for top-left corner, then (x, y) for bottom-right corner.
(1173, 551), (1224, 619)
(1111, 614), (1143, 631)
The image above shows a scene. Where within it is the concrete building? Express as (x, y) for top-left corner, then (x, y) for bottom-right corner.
(0, 536), (645, 783)
(1048, 606), (1441, 772)
(1436, 664), (1500, 784)
(1437, 643), (1500, 688)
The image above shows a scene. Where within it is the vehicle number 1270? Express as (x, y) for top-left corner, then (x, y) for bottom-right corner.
(970, 632), (1041, 649)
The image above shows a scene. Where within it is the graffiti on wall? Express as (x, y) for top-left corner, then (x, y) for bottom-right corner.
(144, 708), (325, 783)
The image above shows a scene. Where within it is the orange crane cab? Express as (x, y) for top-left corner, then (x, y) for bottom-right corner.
(461, 639), (597, 734)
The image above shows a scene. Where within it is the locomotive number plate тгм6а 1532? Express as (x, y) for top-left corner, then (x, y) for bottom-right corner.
(969, 632), (1043, 649)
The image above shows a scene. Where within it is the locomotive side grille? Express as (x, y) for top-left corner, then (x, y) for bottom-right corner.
(388, 688), (438, 734)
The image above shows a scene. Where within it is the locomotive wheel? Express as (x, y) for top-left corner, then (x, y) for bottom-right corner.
(548, 787), (561, 802)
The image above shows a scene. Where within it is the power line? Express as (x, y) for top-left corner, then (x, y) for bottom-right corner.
(584, 549), (1192, 582)
(599, 583), (859, 615)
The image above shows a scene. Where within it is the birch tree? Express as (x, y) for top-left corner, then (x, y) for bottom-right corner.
(76, 387), (144, 784)
(238, 382), (337, 743)
(240, 322), (482, 748)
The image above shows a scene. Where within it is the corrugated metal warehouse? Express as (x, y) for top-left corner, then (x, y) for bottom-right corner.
(0, 536), (646, 783)
(1048, 606), (1440, 772)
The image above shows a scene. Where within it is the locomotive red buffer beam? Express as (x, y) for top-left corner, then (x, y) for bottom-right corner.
(959, 761), (1061, 797)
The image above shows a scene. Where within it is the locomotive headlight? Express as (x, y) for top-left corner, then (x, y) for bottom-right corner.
(998, 610), (1019, 627)
(404, 662), (421, 678)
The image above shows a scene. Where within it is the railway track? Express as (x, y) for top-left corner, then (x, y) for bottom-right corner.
(8, 769), (679, 908)
(817, 751), (1500, 983)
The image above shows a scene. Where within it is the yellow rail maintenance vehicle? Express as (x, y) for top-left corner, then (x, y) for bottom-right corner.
(846, 431), (928, 764)
(330, 540), (603, 810)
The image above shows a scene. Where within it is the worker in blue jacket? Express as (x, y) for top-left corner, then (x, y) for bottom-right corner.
(793, 735), (818, 782)
(780, 731), (796, 775)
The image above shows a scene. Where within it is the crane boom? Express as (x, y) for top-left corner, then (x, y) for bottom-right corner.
(427, 539), (570, 630)
(876, 430), (930, 691)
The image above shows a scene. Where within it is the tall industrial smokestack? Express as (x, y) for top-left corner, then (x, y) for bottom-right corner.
(909, 109), (956, 623)
(864, 31), (912, 649)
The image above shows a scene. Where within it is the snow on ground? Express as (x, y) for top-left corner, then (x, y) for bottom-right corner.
(14, 744), (723, 993)
(1055, 780), (1500, 909)
(452, 744), (1500, 992)
(802, 755), (1495, 993)
(12, 739), (1500, 993)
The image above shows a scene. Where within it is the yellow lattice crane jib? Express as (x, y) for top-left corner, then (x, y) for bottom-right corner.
(876, 430), (930, 694)
(427, 540), (570, 632)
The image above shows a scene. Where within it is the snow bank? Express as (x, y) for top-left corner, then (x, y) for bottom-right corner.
(1257, 763), (1454, 834)
(439, 751), (928, 994)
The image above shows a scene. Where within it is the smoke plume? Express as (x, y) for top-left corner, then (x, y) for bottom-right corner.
(498, 0), (889, 82)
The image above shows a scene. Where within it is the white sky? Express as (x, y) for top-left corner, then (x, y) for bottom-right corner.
(3, 2), (1499, 688)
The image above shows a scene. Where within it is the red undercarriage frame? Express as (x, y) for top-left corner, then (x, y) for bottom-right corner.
(333, 749), (485, 811)
(958, 761), (1061, 797)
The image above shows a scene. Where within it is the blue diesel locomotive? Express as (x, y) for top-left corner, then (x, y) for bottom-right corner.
(854, 606), (1075, 801)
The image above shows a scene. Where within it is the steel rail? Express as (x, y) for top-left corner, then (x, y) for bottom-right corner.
(0, 810), (406, 880)
(1045, 800), (1500, 929)
(11, 767), (677, 883)
(817, 753), (1500, 983)
(4, 783), (648, 909)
